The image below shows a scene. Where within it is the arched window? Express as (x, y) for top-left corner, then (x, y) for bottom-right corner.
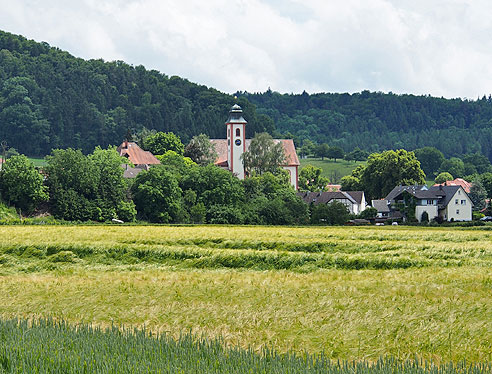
(236, 128), (240, 137)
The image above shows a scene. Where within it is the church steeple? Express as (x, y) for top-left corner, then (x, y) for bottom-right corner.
(226, 104), (246, 179)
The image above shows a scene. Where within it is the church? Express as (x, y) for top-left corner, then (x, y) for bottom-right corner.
(210, 104), (300, 189)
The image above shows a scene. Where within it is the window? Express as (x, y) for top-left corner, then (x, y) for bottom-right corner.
(461, 200), (466, 205)
(456, 209), (460, 215)
(455, 199), (459, 204)
(236, 128), (240, 137)
(228, 128), (230, 138)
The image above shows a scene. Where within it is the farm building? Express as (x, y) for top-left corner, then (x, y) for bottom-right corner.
(211, 104), (300, 189)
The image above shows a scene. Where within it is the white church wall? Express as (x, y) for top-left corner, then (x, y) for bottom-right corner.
(282, 166), (298, 189)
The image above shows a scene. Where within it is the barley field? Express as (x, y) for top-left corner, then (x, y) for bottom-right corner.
(0, 225), (491, 366)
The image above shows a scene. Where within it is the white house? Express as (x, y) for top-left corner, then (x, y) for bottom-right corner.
(372, 184), (473, 222)
(298, 191), (367, 215)
(211, 104), (300, 189)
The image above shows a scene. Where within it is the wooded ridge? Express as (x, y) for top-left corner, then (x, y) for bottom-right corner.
(1, 30), (492, 160)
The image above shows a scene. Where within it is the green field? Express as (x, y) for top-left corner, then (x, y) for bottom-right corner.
(299, 158), (365, 181)
(2, 319), (489, 374)
(27, 157), (47, 167)
(1, 225), (491, 366)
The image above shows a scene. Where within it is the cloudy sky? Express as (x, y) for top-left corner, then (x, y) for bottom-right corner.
(1, 0), (491, 98)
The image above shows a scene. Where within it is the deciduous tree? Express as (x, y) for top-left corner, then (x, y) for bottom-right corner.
(345, 150), (425, 200)
(414, 147), (444, 177)
(435, 172), (453, 184)
(298, 165), (329, 192)
(0, 155), (48, 214)
(242, 132), (286, 176)
(142, 132), (184, 156)
(184, 134), (218, 166)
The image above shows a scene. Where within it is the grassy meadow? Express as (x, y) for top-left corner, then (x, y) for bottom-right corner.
(299, 158), (365, 180)
(0, 225), (491, 365)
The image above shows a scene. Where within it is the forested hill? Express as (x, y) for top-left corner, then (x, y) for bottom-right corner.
(2, 30), (492, 160)
(239, 90), (492, 160)
(0, 30), (273, 156)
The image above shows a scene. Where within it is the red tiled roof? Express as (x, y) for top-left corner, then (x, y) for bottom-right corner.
(210, 138), (300, 167)
(325, 184), (341, 192)
(117, 142), (161, 166)
(433, 178), (472, 193)
(210, 139), (228, 167)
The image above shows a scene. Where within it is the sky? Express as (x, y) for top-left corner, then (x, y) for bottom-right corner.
(1, 0), (491, 99)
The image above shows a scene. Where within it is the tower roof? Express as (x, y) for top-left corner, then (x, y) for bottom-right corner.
(226, 104), (247, 124)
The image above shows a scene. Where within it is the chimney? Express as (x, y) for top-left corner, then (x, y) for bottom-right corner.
(124, 140), (128, 148)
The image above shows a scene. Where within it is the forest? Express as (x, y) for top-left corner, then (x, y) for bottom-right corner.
(0, 30), (272, 156)
(2, 30), (492, 161)
(239, 90), (492, 160)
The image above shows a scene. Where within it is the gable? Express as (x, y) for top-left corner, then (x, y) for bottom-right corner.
(211, 138), (300, 167)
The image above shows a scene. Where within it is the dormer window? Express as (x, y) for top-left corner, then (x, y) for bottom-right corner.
(236, 128), (240, 137)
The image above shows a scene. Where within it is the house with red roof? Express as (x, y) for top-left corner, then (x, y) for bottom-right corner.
(117, 141), (161, 178)
(433, 178), (472, 193)
(211, 104), (300, 189)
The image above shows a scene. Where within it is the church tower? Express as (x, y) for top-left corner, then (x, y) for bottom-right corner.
(226, 104), (247, 179)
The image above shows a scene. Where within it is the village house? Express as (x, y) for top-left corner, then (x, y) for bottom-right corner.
(117, 140), (160, 178)
(372, 184), (473, 222)
(433, 178), (472, 193)
(298, 190), (367, 215)
(211, 104), (300, 189)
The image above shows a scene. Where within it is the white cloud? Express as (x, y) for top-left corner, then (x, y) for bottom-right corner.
(0, 0), (491, 98)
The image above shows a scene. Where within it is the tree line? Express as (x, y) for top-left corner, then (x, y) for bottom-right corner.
(0, 132), (352, 225)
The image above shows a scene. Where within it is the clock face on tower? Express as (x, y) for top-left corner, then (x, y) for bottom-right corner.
(235, 139), (242, 146)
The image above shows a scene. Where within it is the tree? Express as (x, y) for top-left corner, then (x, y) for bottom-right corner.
(298, 165), (329, 192)
(184, 134), (218, 166)
(439, 158), (465, 178)
(0, 155), (48, 214)
(479, 172), (492, 198)
(242, 132), (286, 176)
(181, 164), (245, 213)
(435, 172), (453, 184)
(156, 150), (196, 179)
(414, 147), (444, 177)
(469, 180), (487, 211)
(89, 146), (134, 221)
(340, 175), (362, 191)
(358, 207), (377, 220)
(45, 149), (99, 221)
(250, 189), (308, 225)
(326, 146), (344, 162)
(142, 132), (184, 156)
(314, 143), (330, 160)
(46, 147), (133, 221)
(344, 147), (369, 162)
(462, 153), (492, 174)
(421, 211), (429, 223)
(347, 150), (425, 200)
(310, 201), (349, 225)
(131, 166), (183, 223)
(299, 139), (316, 158)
